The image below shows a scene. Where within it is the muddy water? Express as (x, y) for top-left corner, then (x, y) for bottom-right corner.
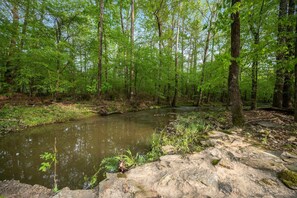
(0, 107), (198, 189)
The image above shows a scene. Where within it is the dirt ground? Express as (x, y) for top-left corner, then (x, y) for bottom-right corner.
(242, 109), (297, 154)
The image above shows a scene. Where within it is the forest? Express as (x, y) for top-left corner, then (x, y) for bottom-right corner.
(2, 0), (297, 196)
(1, 0), (297, 125)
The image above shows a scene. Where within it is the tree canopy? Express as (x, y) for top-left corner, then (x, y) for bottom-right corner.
(1, 0), (297, 123)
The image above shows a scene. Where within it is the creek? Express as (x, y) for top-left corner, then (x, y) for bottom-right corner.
(0, 107), (198, 189)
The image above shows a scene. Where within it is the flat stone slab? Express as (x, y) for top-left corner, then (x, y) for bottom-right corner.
(98, 131), (297, 198)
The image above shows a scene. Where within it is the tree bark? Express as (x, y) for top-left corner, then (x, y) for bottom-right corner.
(171, 3), (181, 107)
(295, 2), (297, 122)
(283, 0), (295, 108)
(249, 0), (265, 110)
(229, 0), (245, 126)
(197, 16), (213, 106)
(21, 0), (30, 50)
(130, 0), (135, 101)
(154, 0), (164, 104)
(97, 0), (104, 98)
(5, 4), (19, 91)
(273, 0), (288, 108)
(119, 0), (129, 97)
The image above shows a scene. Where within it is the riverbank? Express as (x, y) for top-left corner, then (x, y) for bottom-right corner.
(1, 129), (297, 197)
(1, 109), (297, 197)
(0, 103), (94, 134)
(0, 95), (161, 134)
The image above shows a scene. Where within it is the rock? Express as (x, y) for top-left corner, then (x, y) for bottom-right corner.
(218, 182), (232, 195)
(241, 157), (285, 172)
(2, 131), (297, 198)
(161, 145), (176, 155)
(208, 148), (222, 158)
(277, 169), (297, 190)
(53, 187), (96, 198)
(288, 136), (297, 142)
(133, 190), (160, 198)
(281, 152), (297, 164)
(259, 178), (278, 187)
(286, 164), (297, 172)
(218, 158), (234, 169)
(0, 180), (52, 198)
(257, 121), (280, 128)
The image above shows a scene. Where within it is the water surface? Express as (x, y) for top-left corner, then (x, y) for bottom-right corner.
(0, 107), (198, 189)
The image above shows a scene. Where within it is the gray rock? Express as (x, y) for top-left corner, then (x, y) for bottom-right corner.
(281, 152), (297, 163)
(53, 187), (96, 198)
(161, 145), (176, 155)
(218, 182), (232, 195)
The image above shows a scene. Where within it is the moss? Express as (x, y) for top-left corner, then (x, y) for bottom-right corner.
(277, 169), (297, 189)
(211, 159), (221, 166)
(117, 173), (127, 178)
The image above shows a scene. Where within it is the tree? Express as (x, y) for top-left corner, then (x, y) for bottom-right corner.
(153, 0), (164, 104)
(283, 0), (295, 108)
(229, 0), (245, 126)
(130, 0), (135, 101)
(196, 0), (217, 106)
(295, 3), (297, 122)
(248, 0), (265, 110)
(273, 0), (287, 108)
(97, 0), (104, 98)
(5, 2), (19, 92)
(171, 1), (181, 107)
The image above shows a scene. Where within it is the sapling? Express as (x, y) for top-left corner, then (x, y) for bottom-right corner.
(39, 137), (58, 192)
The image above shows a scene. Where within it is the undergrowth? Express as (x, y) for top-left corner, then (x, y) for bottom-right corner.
(86, 112), (210, 188)
(0, 104), (94, 133)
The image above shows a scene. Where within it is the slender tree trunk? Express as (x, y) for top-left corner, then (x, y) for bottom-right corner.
(104, 33), (108, 83)
(54, 19), (62, 100)
(250, 33), (259, 110)
(283, 0), (295, 108)
(120, 0), (128, 97)
(130, 0), (135, 101)
(21, 0), (30, 50)
(229, 0), (245, 126)
(171, 8), (181, 107)
(154, 0), (164, 104)
(249, 0), (265, 110)
(5, 4), (19, 91)
(295, 3), (297, 122)
(273, 0), (288, 108)
(97, 0), (105, 98)
(192, 37), (198, 100)
(197, 18), (213, 106)
(181, 19), (184, 96)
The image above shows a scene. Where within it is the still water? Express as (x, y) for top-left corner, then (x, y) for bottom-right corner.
(0, 107), (198, 189)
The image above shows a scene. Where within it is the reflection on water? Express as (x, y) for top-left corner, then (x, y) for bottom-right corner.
(0, 107), (198, 189)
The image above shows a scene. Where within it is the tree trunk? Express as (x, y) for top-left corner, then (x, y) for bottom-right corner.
(283, 0), (295, 108)
(197, 14), (213, 106)
(97, 0), (104, 98)
(119, 0), (128, 97)
(273, 0), (288, 108)
(229, 0), (245, 126)
(21, 0), (30, 50)
(154, 0), (164, 104)
(171, 6), (181, 107)
(250, 32), (259, 110)
(294, 2), (297, 122)
(5, 4), (19, 92)
(249, 0), (265, 110)
(130, 0), (135, 101)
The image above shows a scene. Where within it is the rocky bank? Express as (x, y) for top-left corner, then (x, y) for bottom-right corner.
(1, 130), (297, 198)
